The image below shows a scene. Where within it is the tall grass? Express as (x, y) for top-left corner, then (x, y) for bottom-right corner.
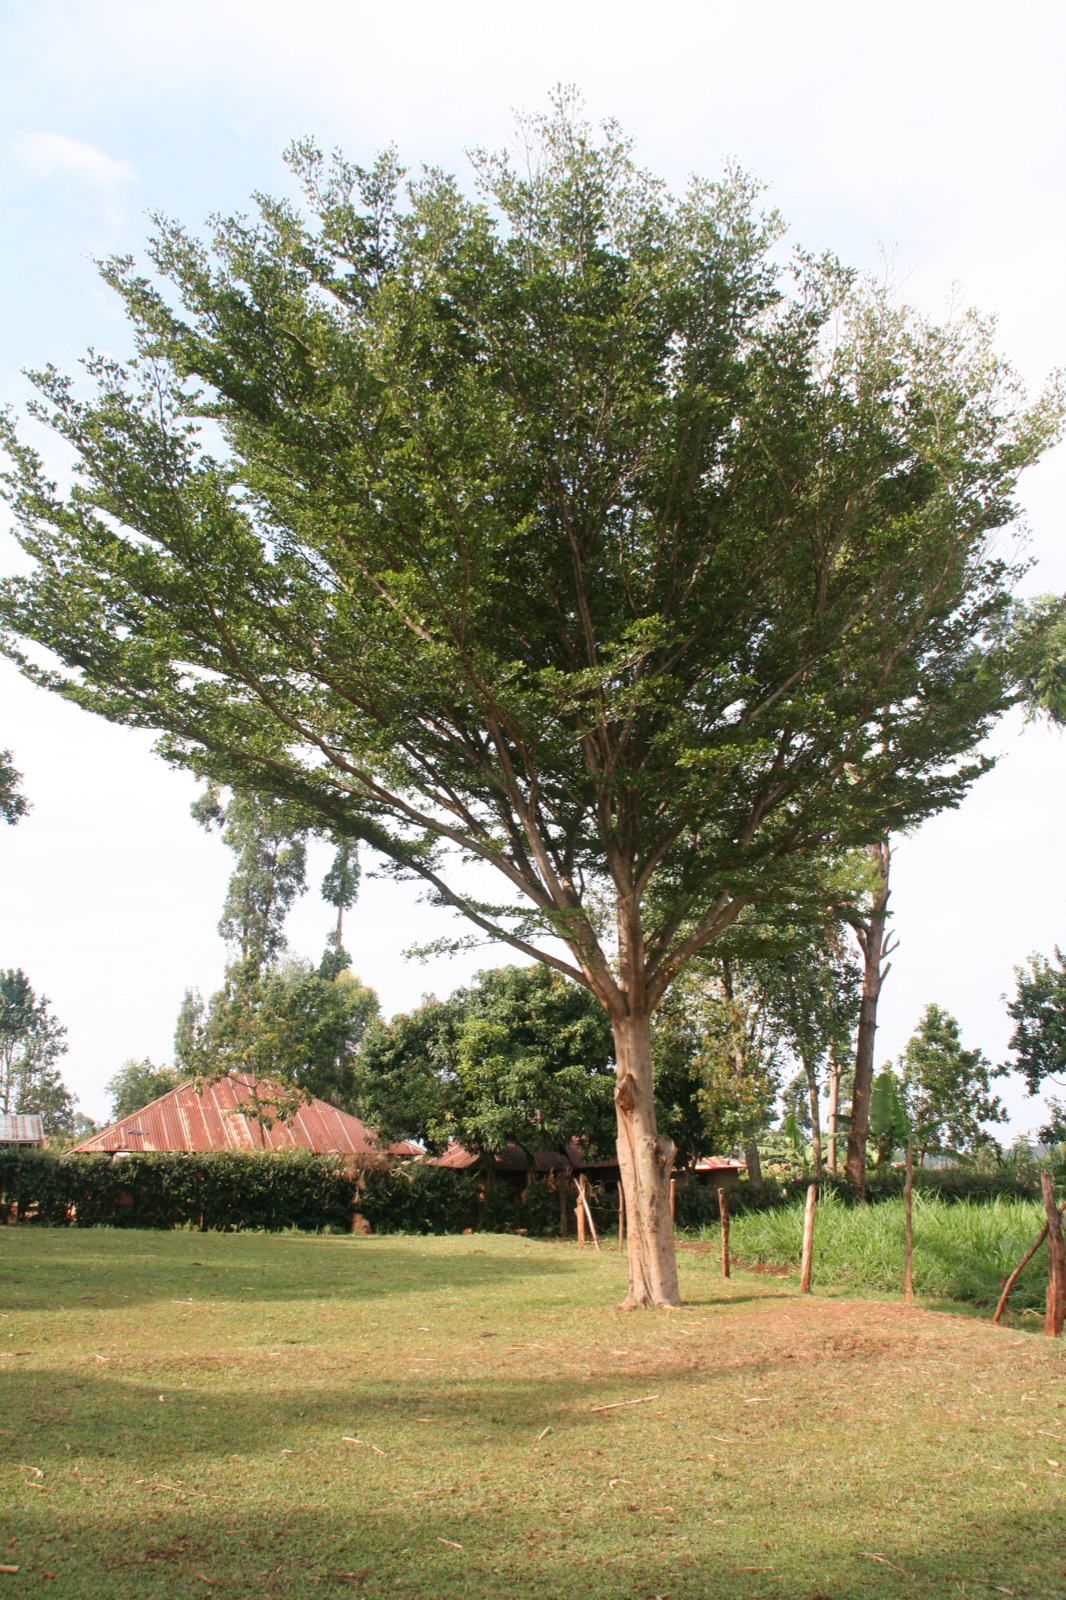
(709, 1191), (1051, 1310)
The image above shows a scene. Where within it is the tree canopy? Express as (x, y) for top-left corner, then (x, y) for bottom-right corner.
(353, 963), (614, 1155)
(105, 1057), (182, 1121)
(899, 1002), (1005, 1163)
(1, 94), (1058, 1303)
(1005, 948), (1066, 1094)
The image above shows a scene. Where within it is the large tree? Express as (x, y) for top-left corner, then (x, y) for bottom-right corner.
(0, 99), (1058, 1304)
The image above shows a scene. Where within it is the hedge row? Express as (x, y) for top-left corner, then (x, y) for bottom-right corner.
(0, 1149), (598, 1235)
(0, 1147), (1046, 1235)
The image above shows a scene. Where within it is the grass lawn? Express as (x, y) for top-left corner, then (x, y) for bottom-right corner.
(1, 1230), (1064, 1600)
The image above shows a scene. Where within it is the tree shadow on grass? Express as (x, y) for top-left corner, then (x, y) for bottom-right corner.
(3, 1485), (1062, 1600)
(0, 1231), (587, 1313)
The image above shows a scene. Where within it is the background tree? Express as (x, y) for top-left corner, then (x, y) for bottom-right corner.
(2, 100), (1058, 1303)
(321, 840), (361, 972)
(760, 924), (862, 1176)
(0, 750), (28, 825)
(353, 996), (464, 1150)
(0, 968), (76, 1136)
(1004, 948), (1066, 1094)
(353, 964), (614, 1156)
(651, 961), (779, 1171)
(105, 1057), (182, 1120)
(191, 787), (309, 982)
(899, 1002), (1006, 1163)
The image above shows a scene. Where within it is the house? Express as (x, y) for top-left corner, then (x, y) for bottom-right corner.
(71, 1073), (418, 1159)
(429, 1138), (744, 1191)
(0, 1114), (45, 1147)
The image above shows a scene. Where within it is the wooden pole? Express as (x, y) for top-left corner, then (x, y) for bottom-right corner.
(578, 1175), (601, 1252)
(618, 1185), (625, 1254)
(718, 1185), (730, 1278)
(1043, 1171), (1065, 1338)
(903, 1135), (914, 1306)
(994, 1223), (1049, 1325)
(799, 1182), (817, 1294)
(576, 1176), (586, 1247)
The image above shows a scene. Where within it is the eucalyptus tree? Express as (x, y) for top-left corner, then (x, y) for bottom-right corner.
(0, 99), (1058, 1304)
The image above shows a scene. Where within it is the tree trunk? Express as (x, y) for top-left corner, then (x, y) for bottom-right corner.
(1043, 1171), (1065, 1338)
(845, 840), (895, 1192)
(613, 1011), (680, 1308)
(718, 1185), (730, 1278)
(744, 1139), (763, 1184)
(805, 1062), (822, 1178)
(826, 1050), (840, 1176)
(800, 1182), (817, 1293)
(903, 1136), (914, 1305)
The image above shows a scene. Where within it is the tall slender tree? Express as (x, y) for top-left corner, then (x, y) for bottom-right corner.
(843, 840), (897, 1189)
(1, 99), (1058, 1303)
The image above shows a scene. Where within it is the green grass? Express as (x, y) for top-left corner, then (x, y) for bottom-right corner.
(1, 1229), (1065, 1599)
(718, 1192), (1051, 1312)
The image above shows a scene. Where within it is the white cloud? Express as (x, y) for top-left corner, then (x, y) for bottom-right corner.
(11, 131), (134, 190)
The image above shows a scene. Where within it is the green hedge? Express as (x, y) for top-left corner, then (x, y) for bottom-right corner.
(0, 1149), (606, 1235)
(2, 1147), (1041, 1236)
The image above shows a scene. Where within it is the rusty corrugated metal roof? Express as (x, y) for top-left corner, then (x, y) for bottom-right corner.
(70, 1074), (409, 1157)
(0, 1113), (45, 1145)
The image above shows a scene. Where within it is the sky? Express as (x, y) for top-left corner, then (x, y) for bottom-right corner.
(1, 0), (1064, 1131)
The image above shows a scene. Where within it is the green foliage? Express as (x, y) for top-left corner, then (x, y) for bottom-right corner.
(869, 1067), (910, 1164)
(0, 1147), (362, 1230)
(355, 964), (614, 1155)
(0, 967), (76, 1136)
(720, 1189), (1051, 1310)
(650, 961), (779, 1164)
(0, 748), (28, 824)
(105, 1057), (183, 1121)
(354, 997), (463, 1149)
(1005, 947), (1066, 1093)
(176, 959), (379, 1113)
(191, 786), (309, 978)
(1011, 592), (1066, 725)
(900, 1001), (1005, 1160)
(0, 93), (1056, 1044)
(0, 1148), (615, 1237)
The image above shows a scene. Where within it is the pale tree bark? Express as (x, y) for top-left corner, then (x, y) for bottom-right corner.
(613, 1010), (679, 1307)
(844, 841), (897, 1192)
(805, 1061), (823, 1178)
(826, 1045), (842, 1176)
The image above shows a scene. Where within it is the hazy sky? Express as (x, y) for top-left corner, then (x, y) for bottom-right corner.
(1, 0), (1064, 1130)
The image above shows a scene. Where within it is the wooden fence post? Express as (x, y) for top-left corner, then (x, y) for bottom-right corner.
(576, 1175), (586, 1247)
(799, 1183), (817, 1294)
(578, 1174), (601, 1252)
(718, 1185), (730, 1278)
(903, 1136), (914, 1306)
(1043, 1171), (1065, 1338)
